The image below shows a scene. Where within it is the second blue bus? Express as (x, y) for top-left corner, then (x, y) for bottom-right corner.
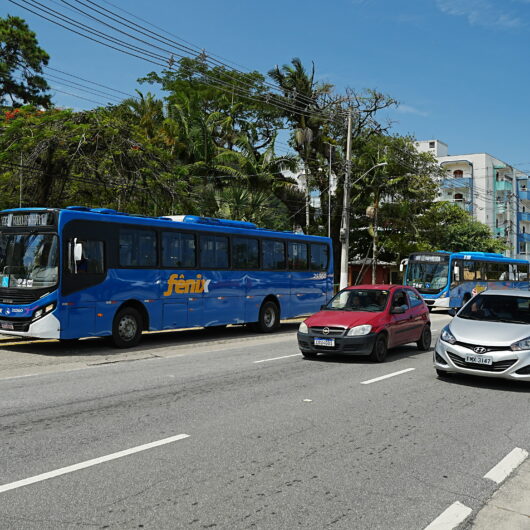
(403, 251), (529, 309)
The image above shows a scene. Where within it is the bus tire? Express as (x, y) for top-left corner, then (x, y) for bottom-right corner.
(255, 300), (280, 333)
(111, 307), (143, 348)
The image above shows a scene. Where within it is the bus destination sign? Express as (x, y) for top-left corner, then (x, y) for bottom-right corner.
(410, 254), (448, 263)
(0, 212), (54, 228)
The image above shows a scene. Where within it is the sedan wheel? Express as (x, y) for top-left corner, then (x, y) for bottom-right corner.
(370, 333), (388, 363)
(417, 326), (432, 351)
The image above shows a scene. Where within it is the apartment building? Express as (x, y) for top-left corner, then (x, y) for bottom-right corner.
(416, 140), (528, 259)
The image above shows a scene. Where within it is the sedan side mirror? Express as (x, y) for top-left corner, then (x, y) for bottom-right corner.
(391, 306), (406, 314)
(448, 308), (456, 317)
(320, 304), (327, 311)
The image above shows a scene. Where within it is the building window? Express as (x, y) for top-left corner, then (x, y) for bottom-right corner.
(524, 226), (526, 234)
(453, 170), (463, 178)
(429, 141), (435, 148)
(454, 193), (464, 202)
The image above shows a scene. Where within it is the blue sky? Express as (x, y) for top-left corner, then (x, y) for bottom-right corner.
(4, 0), (530, 171)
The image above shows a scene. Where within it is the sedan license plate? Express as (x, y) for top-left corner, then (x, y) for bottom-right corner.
(465, 354), (493, 365)
(314, 338), (335, 347)
(1, 322), (13, 330)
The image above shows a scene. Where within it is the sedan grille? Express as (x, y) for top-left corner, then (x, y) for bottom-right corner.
(454, 341), (509, 353)
(310, 326), (345, 337)
(447, 352), (516, 373)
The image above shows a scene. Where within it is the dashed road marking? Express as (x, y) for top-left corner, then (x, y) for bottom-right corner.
(424, 501), (472, 529)
(484, 447), (528, 484)
(0, 434), (190, 494)
(254, 353), (301, 364)
(361, 368), (415, 385)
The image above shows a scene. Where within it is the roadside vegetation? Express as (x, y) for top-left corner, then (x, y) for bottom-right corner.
(0, 15), (506, 274)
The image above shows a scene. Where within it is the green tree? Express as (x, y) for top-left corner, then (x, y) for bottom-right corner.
(419, 202), (507, 253)
(0, 15), (51, 108)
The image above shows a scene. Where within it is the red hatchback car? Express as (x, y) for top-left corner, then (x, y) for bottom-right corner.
(297, 284), (431, 362)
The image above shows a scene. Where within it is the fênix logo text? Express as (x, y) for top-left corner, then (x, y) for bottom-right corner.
(163, 274), (211, 296)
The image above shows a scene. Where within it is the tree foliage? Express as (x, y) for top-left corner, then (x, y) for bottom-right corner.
(0, 20), (509, 270)
(0, 15), (51, 108)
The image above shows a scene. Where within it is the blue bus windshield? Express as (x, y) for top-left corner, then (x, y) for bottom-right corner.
(0, 232), (58, 289)
(406, 261), (448, 292)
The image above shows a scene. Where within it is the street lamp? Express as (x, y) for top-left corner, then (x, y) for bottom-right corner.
(339, 161), (388, 290)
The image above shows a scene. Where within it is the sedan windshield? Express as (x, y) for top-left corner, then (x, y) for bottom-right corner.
(458, 294), (530, 324)
(0, 232), (59, 289)
(326, 289), (389, 312)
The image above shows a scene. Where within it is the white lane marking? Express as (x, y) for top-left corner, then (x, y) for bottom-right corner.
(361, 368), (415, 385)
(0, 434), (190, 494)
(254, 353), (301, 364)
(484, 447), (528, 484)
(424, 501), (472, 529)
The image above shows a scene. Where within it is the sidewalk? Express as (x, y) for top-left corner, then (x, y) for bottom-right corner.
(470, 458), (530, 529)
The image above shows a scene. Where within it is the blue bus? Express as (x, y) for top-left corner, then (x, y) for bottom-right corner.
(403, 251), (529, 310)
(0, 207), (333, 347)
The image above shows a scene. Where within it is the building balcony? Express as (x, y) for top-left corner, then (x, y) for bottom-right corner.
(495, 203), (507, 214)
(518, 233), (530, 242)
(495, 227), (505, 237)
(519, 190), (530, 201)
(441, 177), (472, 189)
(519, 212), (530, 222)
(495, 180), (513, 192)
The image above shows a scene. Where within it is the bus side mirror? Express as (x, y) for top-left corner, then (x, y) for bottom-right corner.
(399, 259), (408, 272)
(74, 242), (83, 262)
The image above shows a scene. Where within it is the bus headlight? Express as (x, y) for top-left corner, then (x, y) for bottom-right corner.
(33, 302), (56, 321)
(299, 322), (309, 334)
(347, 325), (372, 336)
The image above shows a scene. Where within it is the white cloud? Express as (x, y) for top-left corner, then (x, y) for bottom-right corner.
(435, 0), (522, 29)
(396, 104), (429, 117)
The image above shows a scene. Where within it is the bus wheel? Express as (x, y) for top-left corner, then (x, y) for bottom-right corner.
(256, 301), (280, 333)
(112, 307), (142, 348)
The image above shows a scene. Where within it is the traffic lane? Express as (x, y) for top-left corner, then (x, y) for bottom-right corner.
(0, 312), (451, 380)
(0, 328), (437, 477)
(1, 362), (528, 529)
(2, 326), (525, 527)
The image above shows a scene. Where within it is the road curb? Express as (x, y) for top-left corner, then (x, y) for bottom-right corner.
(469, 455), (530, 528)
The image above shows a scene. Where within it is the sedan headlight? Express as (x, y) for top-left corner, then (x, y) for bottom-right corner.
(347, 324), (372, 336)
(511, 336), (530, 351)
(299, 322), (309, 334)
(440, 326), (456, 345)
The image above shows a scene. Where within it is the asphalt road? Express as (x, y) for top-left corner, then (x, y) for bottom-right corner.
(0, 312), (528, 529)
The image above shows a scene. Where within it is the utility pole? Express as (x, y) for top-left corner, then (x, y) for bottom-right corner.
(19, 152), (23, 208)
(339, 108), (353, 290)
(328, 145), (333, 239)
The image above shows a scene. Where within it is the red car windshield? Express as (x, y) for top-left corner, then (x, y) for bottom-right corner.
(326, 289), (390, 312)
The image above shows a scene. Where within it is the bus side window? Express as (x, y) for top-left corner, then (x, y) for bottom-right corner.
(262, 240), (285, 270)
(519, 263), (529, 281)
(310, 244), (328, 271)
(288, 242), (308, 270)
(462, 261), (475, 281)
(70, 239), (105, 275)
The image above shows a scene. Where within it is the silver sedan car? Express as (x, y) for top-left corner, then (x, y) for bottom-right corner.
(434, 289), (530, 381)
